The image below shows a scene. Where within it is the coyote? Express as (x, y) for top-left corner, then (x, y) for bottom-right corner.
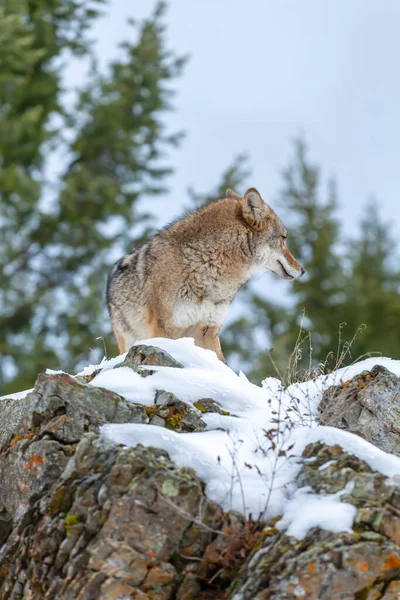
(107, 188), (304, 362)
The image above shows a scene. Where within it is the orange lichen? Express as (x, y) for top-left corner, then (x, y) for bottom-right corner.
(25, 453), (44, 477)
(8, 431), (35, 448)
(47, 415), (68, 431)
(358, 562), (369, 572)
(18, 480), (27, 493)
(308, 562), (316, 574)
(385, 554), (400, 570)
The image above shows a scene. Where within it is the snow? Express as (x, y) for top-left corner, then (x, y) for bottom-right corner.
(0, 388), (33, 401)
(284, 356), (400, 420)
(96, 337), (400, 539)
(4, 336), (400, 540)
(276, 485), (357, 539)
(77, 352), (128, 377)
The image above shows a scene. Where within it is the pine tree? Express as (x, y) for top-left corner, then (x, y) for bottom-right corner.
(239, 142), (400, 382)
(278, 139), (344, 362)
(0, 1), (186, 394)
(341, 200), (400, 362)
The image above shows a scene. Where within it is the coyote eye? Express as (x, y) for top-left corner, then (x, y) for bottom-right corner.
(281, 235), (287, 240)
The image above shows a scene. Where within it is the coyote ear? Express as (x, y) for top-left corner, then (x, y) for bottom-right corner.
(226, 188), (242, 201)
(242, 188), (270, 230)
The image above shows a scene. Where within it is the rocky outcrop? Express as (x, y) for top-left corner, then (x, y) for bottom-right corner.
(0, 435), (249, 599)
(319, 365), (400, 455)
(1, 352), (400, 599)
(230, 442), (400, 600)
(0, 346), (251, 599)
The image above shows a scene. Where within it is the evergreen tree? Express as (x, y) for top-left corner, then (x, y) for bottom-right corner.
(277, 139), (344, 363)
(0, 1), (186, 394)
(341, 200), (400, 361)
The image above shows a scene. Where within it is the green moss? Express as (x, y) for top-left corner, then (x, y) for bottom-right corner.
(180, 466), (197, 478)
(372, 510), (385, 529)
(250, 527), (278, 555)
(162, 478), (180, 497)
(48, 488), (67, 514)
(65, 514), (79, 535)
(48, 486), (74, 515)
(193, 401), (230, 416)
(166, 407), (185, 430)
(354, 584), (373, 600)
(262, 527), (279, 538)
(146, 405), (157, 419)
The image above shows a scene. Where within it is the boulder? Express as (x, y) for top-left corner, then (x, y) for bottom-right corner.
(0, 435), (231, 599)
(230, 442), (400, 600)
(319, 365), (400, 455)
(119, 344), (183, 377)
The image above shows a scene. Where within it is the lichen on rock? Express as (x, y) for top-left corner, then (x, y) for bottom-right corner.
(319, 365), (400, 456)
(230, 442), (400, 600)
(2, 352), (400, 599)
(118, 344), (184, 377)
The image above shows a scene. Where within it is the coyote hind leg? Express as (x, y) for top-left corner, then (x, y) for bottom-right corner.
(114, 329), (127, 354)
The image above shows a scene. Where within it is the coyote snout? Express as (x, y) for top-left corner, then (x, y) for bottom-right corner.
(265, 239), (304, 281)
(107, 187), (304, 362)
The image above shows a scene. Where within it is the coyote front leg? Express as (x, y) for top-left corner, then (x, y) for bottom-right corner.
(194, 325), (226, 363)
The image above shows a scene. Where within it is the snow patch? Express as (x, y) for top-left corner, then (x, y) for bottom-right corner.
(96, 338), (400, 539)
(276, 485), (357, 539)
(0, 388), (33, 401)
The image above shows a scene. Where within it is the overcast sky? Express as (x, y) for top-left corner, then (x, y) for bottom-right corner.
(78, 0), (400, 238)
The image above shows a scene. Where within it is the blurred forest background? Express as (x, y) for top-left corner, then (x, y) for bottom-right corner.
(1, 0), (400, 395)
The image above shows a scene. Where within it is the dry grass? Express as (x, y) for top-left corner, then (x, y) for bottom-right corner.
(266, 318), (380, 388)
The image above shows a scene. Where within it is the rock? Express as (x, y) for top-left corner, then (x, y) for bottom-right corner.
(193, 398), (231, 416)
(0, 437), (227, 599)
(3, 350), (400, 599)
(229, 442), (400, 600)
(0, 372), (148, 449)
(0, 345), (259, 599)
(119, 344), (183, 377)
(318, 365), (400, 455)
(145, 392), (234, 433)
(152, 390), (206, 432)
(0, 373), (148, 546)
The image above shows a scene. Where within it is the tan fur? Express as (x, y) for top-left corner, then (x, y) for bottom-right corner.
(107, 187), (304, 362)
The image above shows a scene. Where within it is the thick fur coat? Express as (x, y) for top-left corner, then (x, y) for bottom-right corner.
(107, 188), (304, 361)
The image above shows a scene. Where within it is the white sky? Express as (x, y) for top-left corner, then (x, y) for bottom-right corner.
(76, 0), (400, 238)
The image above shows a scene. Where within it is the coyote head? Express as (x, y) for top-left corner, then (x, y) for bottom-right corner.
(230, 187), (304, 280)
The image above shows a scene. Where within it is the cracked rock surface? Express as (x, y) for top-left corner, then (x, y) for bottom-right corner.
(0, 437), (228, 599)
(319, 365), (400, 455)
(230, 442), (400, 600)
(1, 353), (400, 599)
